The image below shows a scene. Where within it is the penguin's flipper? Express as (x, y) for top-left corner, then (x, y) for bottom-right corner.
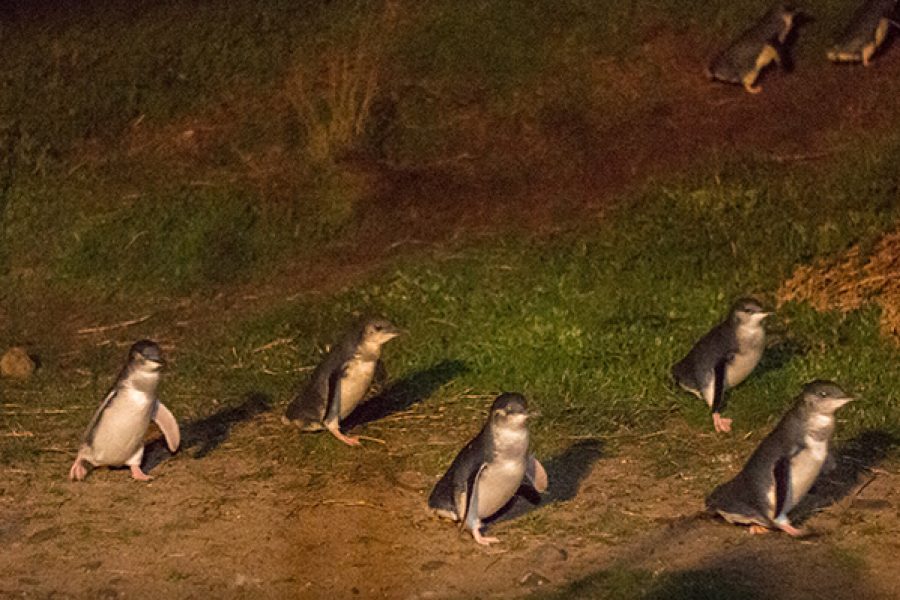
(323, 364), (360, 446)
(773, 456), (792, 521)
(710, 355), (730, 415)
(462, 463), (486, 532)
(372, 359), (389, 393)
(525, 454), (549, 493)
(83, 387), (118, 446)
(711, 356), (734, 433)
(152, 402), (180, 453)
(323, 365), (346, 427)
(462, 463), (499, 545)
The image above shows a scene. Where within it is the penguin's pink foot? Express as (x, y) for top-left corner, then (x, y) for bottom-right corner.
(330, 429), (361, 447)
(776, 521), (805, 537)
(69, 459), (87, 481)
(472, 529), (500, 546)
(129, 465), (153, 481)
(713, 413), (733, 433)
(748, 524), (772, 535)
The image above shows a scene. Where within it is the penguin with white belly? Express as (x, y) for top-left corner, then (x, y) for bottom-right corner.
(706, 380), (853, 536)
(69, 340), (180, 482)
(428, 393), (548, 545)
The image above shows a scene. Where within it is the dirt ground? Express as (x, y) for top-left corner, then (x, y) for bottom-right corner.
(1, 415), (898, 599)
(3, 33), (900, 600)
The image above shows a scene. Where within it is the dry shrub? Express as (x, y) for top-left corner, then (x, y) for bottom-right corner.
(285, 0), (399, 164)
(778, 226), (900, 342)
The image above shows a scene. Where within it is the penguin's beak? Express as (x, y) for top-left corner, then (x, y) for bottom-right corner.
(379, 324), (404, 338)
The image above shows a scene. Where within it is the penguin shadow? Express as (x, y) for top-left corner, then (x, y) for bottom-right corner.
(754, 336), (805, 379)
(778, 11), (814, 73)
(142, 392), (271, 472)
(488, 438), (604, 525)
(342, 359), (468, 429)
(792, 429), (897, 524)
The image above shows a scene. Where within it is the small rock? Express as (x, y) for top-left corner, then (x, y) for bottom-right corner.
(0, 347), (35, 379)
(420, 560), (446, 572)
(82, 560), (103, 572)
(519, 571), (550, 588)
(530, 543), (568, 565)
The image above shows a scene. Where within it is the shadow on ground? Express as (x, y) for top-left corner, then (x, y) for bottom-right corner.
(794, 428), (898, 523)
(532, 542), (882, 600)
(343, 359), (468, 429)
(491, 438), (604, 524)
(755, 335), (806, 379)
(143, 392), (271, 471)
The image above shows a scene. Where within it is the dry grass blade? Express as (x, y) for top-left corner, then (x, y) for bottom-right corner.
(284, 0), (399, 163)
(76, 314), (152, 335)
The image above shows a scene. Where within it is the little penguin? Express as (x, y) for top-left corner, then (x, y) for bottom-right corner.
(706, 380), (854, 536)
(283, 317), (401, 446)
(671, 298), (770, 433)
(706, 4), (799, 94)
(827, 0), (897, 66)
(69, 340), (180, 482)
(427, 392), (548, 546)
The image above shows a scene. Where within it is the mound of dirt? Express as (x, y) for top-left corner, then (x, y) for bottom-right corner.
(778, 226), (900, 342)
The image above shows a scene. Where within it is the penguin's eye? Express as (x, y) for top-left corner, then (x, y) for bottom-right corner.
(374, 325), (383, 331)
(819, 391), (827, 397)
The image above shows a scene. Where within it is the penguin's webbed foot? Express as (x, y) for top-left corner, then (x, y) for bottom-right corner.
(129, 464), (153, 482)
(748, 524), (772, 535)
(775, 521), (805, 537)
(329, 428), (361, 447)
(712, 413), (733, 433)
(68, 459), (88, 481)
(744, 83), (762, 94)
(472, 528), (500, 546)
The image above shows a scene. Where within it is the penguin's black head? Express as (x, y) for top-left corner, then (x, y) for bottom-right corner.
(803, 380), (853, 413)
(490, 392), (530, 427)
(731, 298), (770, 325)
(361, 317), (403, 346)
(129, 339), (165, 371)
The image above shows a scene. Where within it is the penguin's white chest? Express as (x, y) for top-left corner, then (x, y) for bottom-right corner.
(774, 415), (832, 518)
(475, 428), (529, 519)
(88, 388), (155, 466)
(727, 328), (764, 387)
(338, 358), (376, 418)
(476, 457), (526, 519)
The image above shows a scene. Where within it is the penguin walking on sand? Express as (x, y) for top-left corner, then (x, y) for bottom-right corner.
(283, 317), (401, 446)
(69, 340), (180, 482)
(428, 393), (548, 546)
(827, 0), (898, 66)
(672, 298), (771, 433)
(706, 380), (853, 536)
(706, 4), (799, 94)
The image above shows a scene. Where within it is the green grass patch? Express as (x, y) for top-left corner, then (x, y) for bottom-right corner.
(168, 137), (900, 467)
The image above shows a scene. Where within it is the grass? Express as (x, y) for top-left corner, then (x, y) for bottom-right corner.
(1, 0), (887, 299)
(137, 135), (900, 475)
(1, 4), (899, 598)
(5, 131), (897, 472)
